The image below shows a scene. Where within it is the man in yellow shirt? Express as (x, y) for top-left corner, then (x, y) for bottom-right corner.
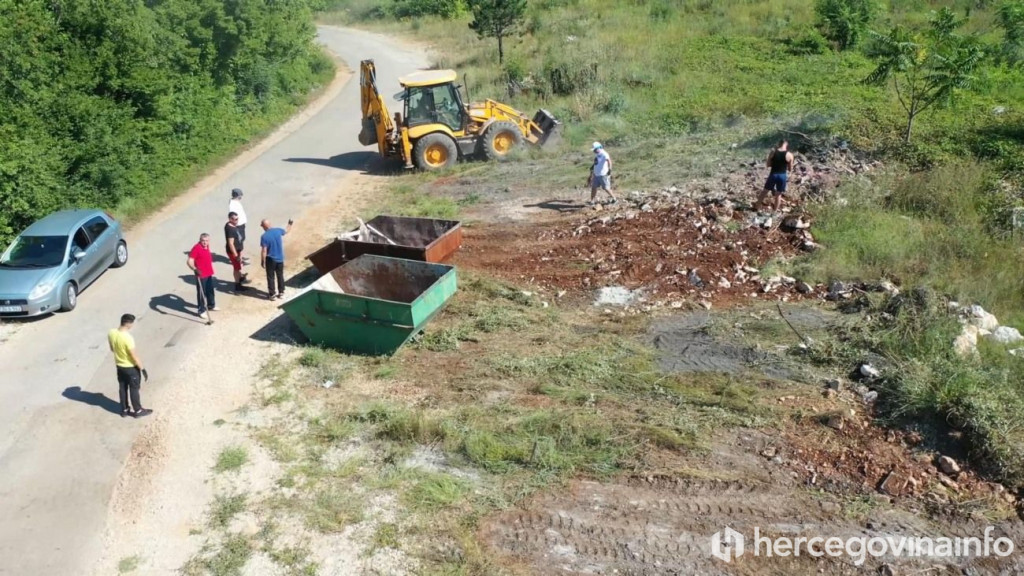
(107, 314), (152, 418)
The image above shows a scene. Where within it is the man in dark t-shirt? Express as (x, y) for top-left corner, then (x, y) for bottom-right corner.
(758, 139), (795, 213)
(224, 212), (249, 293)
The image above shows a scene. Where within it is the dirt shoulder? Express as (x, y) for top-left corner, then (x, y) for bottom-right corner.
(89, 151), (385, 576)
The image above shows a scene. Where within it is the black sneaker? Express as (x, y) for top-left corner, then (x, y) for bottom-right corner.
(121, 410), (131, 418)
(134, 408), (153, 418)
(235, 283), (249, 292)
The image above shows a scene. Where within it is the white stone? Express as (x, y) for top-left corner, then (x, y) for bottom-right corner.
(953, 325), (979, 357)
(986, 326), (1024, 345)
(859, 364), (881, 379)
(968, 305), (999, 331)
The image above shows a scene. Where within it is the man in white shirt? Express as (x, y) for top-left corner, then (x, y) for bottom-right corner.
(229, 188), (250, 264)
(586, 142), (617, 205)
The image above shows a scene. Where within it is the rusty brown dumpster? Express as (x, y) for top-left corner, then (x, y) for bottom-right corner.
(307, 215), (462, 274)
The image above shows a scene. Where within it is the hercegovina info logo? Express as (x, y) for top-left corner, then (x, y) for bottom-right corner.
(711, 526), (745, 563)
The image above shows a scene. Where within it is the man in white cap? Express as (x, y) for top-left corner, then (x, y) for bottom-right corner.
(586, 142), (616, 205)
(229, 188), (250, 264)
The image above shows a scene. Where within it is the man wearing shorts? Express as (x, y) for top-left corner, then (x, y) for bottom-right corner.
(587, 141), (617, 205)
(225, 212), (249, 293)
(759, 139), (794, 212)
(108, 313), (152, 418)
(228, 188), (250, 264)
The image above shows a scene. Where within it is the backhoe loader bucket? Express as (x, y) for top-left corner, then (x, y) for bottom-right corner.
(358, 117), (378, 146)
(532, 109), (562, 147)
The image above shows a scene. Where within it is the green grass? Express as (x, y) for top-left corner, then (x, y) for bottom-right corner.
(213, 446), (249, 473)
(793, 162), (1024, 324)
(210, 493), (248, 528)
(404, 472), (471, 511)
(267, 545), (318, 576)
(371, 523), (401, 551)
(183, 535), (253, 576)
(321, 0), (1024, 173)
(117, 555), (141, 574)
(305, 487), (366, 532)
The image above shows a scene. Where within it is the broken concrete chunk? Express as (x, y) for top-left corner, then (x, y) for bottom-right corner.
(796, 281), (813, 294)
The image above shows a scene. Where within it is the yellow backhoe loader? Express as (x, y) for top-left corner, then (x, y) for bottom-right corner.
(358, 59), (561, 171)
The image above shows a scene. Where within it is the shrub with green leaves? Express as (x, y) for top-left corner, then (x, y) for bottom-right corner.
(815, 0), (877, 50)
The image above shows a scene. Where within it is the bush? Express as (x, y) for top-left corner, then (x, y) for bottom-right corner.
(815, 0), (877, 50)
(0, 0), (330, 247)
(544, 57), (598, 96)
(391, 0), (466, 19)
(784, 27), (832, 55)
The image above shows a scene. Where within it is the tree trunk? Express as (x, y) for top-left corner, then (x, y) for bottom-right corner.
(498, 34), (504, 64)
(904, 111), (915, 143)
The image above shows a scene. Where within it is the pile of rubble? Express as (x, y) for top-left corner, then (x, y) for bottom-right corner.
(950, 303), (1024, 357)
(518, 195), (829, 307)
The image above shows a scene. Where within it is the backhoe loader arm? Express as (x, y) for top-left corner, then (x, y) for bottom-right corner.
(358, 59), (395, 154)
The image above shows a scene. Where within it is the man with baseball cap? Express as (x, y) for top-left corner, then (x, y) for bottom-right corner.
(586, 142), (617, 205)
(229, 188), (250, 264)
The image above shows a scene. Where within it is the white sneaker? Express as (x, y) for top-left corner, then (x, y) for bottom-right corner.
(199, 312), (210, 319)
(209, 306), (221, 311)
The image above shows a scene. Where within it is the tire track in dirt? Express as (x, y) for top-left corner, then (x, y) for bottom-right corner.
(485, 474), (1024, 575)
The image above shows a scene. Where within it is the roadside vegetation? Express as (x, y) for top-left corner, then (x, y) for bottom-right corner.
(189, 275), (774, 574)
(0, 0), (333, 245)
(315, 0), (1024, 491)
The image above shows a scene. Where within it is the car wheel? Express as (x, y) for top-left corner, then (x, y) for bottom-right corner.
(60, 282), (77, 312)
(112, 240), (128, 268)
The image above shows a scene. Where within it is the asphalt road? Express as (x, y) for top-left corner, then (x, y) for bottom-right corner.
(0, 27), (427, 575)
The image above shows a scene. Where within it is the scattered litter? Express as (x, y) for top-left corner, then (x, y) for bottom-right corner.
(322, 380), (334, 389)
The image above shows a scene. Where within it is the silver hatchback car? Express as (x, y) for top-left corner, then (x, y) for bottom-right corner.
(0, 209), (128, 317)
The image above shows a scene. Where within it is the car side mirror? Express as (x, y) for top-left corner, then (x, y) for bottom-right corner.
(73, 250), (86, 261)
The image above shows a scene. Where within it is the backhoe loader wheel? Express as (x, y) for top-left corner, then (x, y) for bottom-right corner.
(480, 121), (524, 162)
(414, 133), (458, 171)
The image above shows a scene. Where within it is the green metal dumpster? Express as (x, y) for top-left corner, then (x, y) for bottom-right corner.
(280, 254), (457, 355)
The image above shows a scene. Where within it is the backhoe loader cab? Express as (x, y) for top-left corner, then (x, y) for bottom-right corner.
(359, 59), (560, 171)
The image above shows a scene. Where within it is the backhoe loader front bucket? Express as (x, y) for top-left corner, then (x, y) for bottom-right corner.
(531, 109), (562, 147)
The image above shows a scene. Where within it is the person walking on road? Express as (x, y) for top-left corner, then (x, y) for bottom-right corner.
(186, 233), (218, 319)
(260, 218), (294, 301)
(224, 212), (250, 293)
(758, 139), (794, 213)
(108, 313), (152, 418)
(586, 142), (617, 205)
(229, 188), (250, 264)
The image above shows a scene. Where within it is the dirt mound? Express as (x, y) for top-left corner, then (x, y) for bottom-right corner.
(457, 199), (821, 307)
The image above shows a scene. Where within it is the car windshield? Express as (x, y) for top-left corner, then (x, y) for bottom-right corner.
(0, 235), (68, 268)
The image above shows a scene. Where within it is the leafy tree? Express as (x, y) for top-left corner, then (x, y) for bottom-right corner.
(815, 0), (877, 50)
(468, 0), (527, 64)
(998, 0), (1024, 65)
(865, 8), (987, 143)
(0, 0), (328, 247)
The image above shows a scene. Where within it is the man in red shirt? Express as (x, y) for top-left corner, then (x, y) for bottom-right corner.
(186, 233), (218, 320)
